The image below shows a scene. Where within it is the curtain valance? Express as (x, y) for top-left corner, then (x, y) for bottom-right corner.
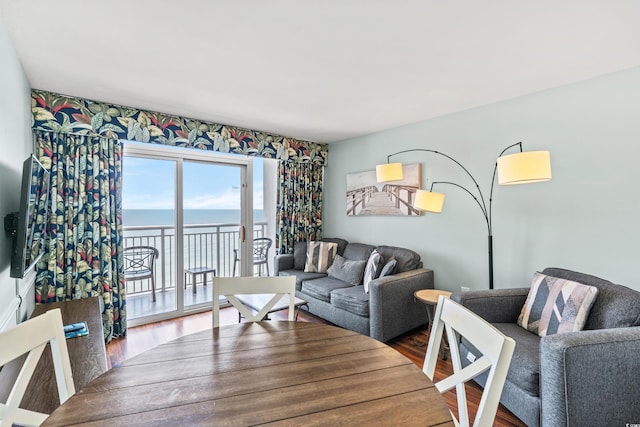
(31, 90), (328, 165)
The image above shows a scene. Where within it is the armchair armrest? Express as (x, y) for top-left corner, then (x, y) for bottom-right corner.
(540, 327), (640, 427)
(451, 288), (529, 324)
(369, 268), (434, 342)
(274, 253), (294, 276)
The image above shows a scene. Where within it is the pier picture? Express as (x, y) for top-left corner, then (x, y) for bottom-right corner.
(346, 163), (422, 216)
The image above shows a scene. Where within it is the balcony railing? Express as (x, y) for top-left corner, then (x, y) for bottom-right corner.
(123, 222), (268, 296)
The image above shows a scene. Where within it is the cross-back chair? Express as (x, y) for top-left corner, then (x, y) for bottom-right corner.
(0, 309), (75, 427)
(422, 296), (516, 427)
(232, 237), (272, 277)
(212, 276), (296, 328)
(123, 245), (159, 302)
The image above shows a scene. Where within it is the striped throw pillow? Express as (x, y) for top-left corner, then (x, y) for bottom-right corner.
(304, 241), (338, 273)
(363, 250), (383, 293)
(518, 272), (599, 337)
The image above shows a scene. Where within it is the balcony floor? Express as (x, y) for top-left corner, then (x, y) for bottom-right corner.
(127, 284), (214, 320)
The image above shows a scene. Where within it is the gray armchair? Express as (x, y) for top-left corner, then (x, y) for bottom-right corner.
(452, 267), (640, 427)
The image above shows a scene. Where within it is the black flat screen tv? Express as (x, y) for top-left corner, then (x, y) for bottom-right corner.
(3, 155), (51, 278)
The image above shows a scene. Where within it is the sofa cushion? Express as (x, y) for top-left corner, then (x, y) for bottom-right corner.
(518, 271), (599, 337)
(300, 276), (351, 303)
(327, 254), (367, 287)
(461, 323), (541, 397)
(343, 243), (375, 262)
(304, 241), (338, 273)
(363, 250), (383, 292)
(331, 286), (370, 317)
(375, 245), (421, 273)
(379, 257), (397, 277)
(278, 269), (326, 292)
(542, 267), (640, 329)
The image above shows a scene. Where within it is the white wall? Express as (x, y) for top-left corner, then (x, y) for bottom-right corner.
(324, 67), (640, 292)
(0, 19), (34, 328)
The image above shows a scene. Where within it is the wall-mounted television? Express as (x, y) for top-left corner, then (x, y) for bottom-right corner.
(3, 155), (51, 278)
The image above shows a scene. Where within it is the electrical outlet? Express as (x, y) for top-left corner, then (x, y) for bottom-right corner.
(461, 286), (470, 292)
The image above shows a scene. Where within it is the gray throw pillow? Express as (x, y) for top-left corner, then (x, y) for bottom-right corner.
(327, 254), (367, 286)
(379, 257), (397, 277)
(293, 242), (308, 270)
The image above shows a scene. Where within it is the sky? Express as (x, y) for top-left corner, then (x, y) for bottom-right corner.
(122, 151), (264, 210)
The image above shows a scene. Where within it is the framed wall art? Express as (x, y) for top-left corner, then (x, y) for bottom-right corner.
(346, 163), (422, 216)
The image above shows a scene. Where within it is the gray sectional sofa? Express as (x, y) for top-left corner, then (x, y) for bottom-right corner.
(452, 267), (640, 427)
(274, 238), (434, 342)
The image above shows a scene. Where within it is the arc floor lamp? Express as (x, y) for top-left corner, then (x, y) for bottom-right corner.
(376, 142), (551, 289)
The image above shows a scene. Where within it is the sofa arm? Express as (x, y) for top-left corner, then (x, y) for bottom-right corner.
(369, 268), (434, 342)
(540, 327), (640, 427)
(274, 254), (294, 276)
(451, 288), (529, 324)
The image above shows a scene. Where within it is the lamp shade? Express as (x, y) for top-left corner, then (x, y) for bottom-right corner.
(376, 162), (404, 182)
(497, 150), (552, 185)
(413, 190), (445, 213)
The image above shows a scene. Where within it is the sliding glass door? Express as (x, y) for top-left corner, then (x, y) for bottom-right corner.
(123, 143), (252, 326)
(182, 160), (243, 311)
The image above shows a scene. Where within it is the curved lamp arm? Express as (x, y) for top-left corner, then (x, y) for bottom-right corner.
(428, 181), (490, 235)
(488, 142), (522, 231)
(384, 149), (489, 217)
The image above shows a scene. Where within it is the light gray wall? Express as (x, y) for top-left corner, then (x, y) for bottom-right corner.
(325, 67), (640, 292)
(0, 19), (33, 327)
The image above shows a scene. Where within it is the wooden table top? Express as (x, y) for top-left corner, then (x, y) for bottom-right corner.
(414, 289), (453, 305)
(43, 321), (454, 426)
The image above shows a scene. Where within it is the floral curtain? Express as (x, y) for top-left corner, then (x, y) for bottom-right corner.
(34, 129), (125, 342)
(277, 161), (324, 254)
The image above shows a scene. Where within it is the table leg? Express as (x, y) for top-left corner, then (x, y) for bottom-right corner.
(413, 304), (448, 360)
(414, 303), (433, 347)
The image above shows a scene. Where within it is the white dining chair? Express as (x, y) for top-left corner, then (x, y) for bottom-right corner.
(422, 296), (516, 427)
(0, 308), (75, 427)
(212, 276), (296, 328)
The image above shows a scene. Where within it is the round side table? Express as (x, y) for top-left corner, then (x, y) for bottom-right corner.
(413, 289), (452, 356)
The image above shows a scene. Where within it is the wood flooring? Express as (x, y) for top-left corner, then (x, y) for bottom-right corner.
(106, 308), (527, 427)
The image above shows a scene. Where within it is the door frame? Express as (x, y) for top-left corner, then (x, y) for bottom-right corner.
(123, 143), (253, 326)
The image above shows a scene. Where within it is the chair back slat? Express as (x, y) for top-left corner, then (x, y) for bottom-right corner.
(0, 309), (75, 427)
(123, 246), (158, 274)
(423, 296), (516, 427)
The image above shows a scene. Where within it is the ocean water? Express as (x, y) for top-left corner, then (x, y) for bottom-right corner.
(123, 209), (264, 226)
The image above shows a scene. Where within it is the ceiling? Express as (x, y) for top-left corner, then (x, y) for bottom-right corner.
(1, 1), (640, 144)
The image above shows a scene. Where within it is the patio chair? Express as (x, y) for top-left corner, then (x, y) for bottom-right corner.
(212, 276), (296, 328)
(422, 296), (516, 427)
(0, 309), (75, 427)
(123, 246), (159, 302)
(232, 237), (272, 277)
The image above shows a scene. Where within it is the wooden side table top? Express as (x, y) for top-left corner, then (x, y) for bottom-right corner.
(414, 289), (452, 305)
(43, 321), (454, 426)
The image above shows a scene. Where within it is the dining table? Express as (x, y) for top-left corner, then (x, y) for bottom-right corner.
(43, 321), (454, 426)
